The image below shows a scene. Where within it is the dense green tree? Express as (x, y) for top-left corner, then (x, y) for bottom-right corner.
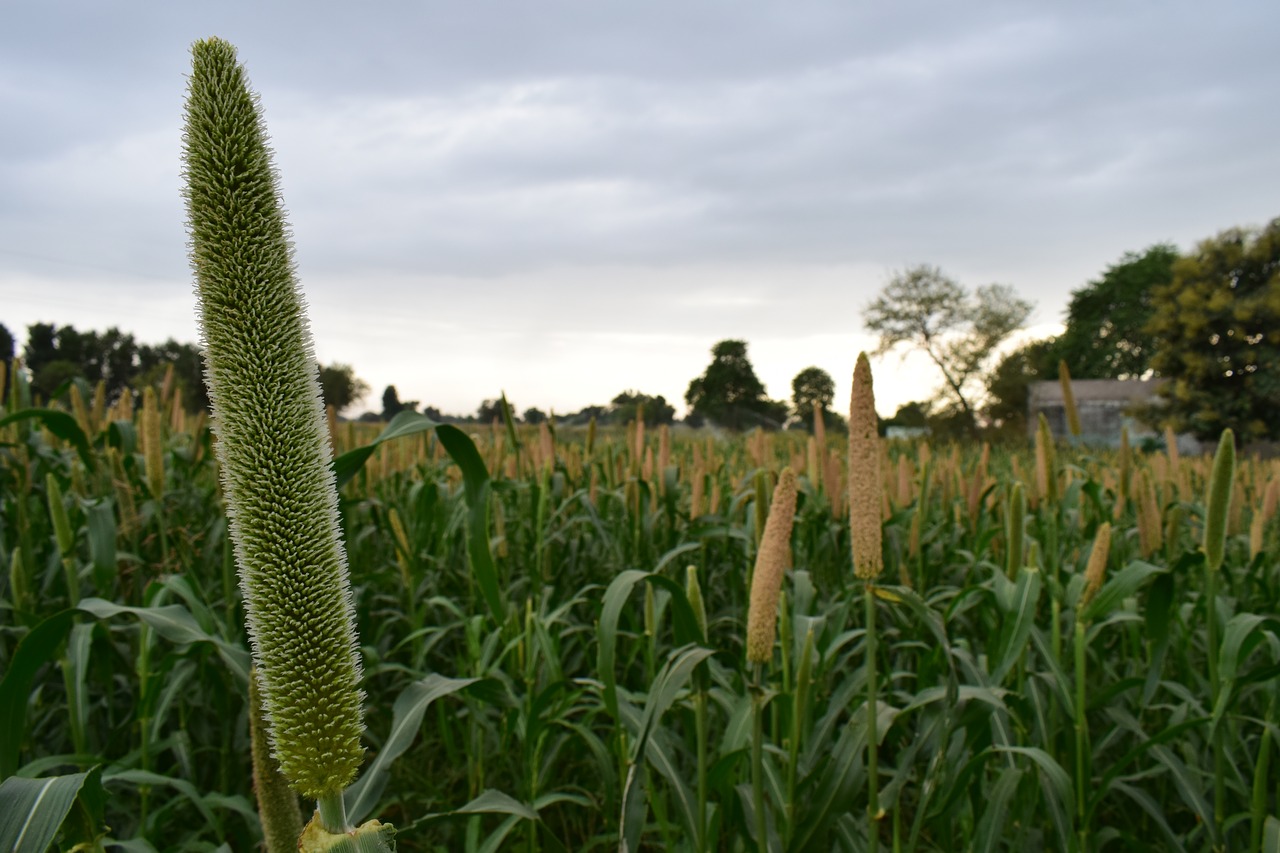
(1147, 219), (1280, 441)
(24, 323), (141, 402)
(1055, 244), (1178, 379)
(685, 339), (786, 430)
(522, 407), (547, 425)
(477, 397), (513, 424)
(983, 338), (1062, 438)
(791, 366), (834, 417)
(138, 339), (210, 412)
(0, 322), (14, 401)
(317, 363), (369, 415)
(884, 400), (931, 430)
(865, 266), (1033, 432)
(611, 391), (676, 426)
(381, 385), (406, 420)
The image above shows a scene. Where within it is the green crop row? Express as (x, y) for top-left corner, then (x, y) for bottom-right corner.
(1, 357), (1278, 851)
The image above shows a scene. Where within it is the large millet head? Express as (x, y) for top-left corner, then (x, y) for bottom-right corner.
(183, 36), (365, 800)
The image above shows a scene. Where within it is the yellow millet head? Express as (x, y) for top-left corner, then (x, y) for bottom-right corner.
(1080, 522), (1112, 611)
(848, 353), (883, 580)
(745, 468), (798, 664)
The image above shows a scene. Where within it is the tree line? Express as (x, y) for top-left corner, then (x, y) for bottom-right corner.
(5, 214), (1277, 441)
(359, 346), (842, 434)
(0, 317), (842, 434)
(0, 322), (369, 418)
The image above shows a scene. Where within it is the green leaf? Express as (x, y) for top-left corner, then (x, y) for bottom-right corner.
(1083, 559), (1165, 624)
(619, 645), (715, 853)
(991, 565), (1042, 683)
(436, 424), (506, 625)
(0, 610), (76, 779)
(598, 568), (654, 722)
(344, 674), (490, 824)
(408, 788), (541, 851)
(75, 598), (250, 685)
(84, 498), (118, 590)
(331, 410), (440, 489)
(0, 409), (94, 469)
(454, 789), (538, 821)
(331, 413), (507, 624)
(102, 768), (220, 828)
(1265, 815), (1280, 853)
(973, 765), (1023, 853)
(0, 767), (105, 853)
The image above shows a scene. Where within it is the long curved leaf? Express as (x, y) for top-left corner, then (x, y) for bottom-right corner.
(76, 598), (249, 684)
(0, 768), (104, 853)
(345, 674), (491, 824)
(332, 412), (506, 623)
(0, 610), (76, 779)
(0, 409), (94, 469)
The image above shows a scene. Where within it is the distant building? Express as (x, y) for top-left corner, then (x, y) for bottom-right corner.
(1027, 379), (1161, 448)
(886, 425), (930, 441)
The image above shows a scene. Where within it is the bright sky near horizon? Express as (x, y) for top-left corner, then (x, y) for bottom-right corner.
(3, 2), (1279, 419)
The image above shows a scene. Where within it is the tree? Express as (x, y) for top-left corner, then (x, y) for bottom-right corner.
(685, 339), (786, 430)
(0, 322), (11, 401)
(791, 366), (836, 431)
(477, 397), (513, 424)
(381, 385), (406, 420)
(23, 323), (141, 403)
(1054, 244), (1178, 379)
(983, 338), (1061, 438)
(1147, 219), (1280, 441)
(865, 265), (1033, 431)
(138, 339), (210, 412)
(610, 391), (676, 426)
(884, 400), (931, 430)
(317, 363), (369, 415)
(522, 407), (547, 425)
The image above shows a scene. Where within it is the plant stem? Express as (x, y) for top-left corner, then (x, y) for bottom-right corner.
(752, 662), (768, 852)
(1074, 618), (1089, 853)
(866, 581), (880, 853)
(1206, 565), (1225, 846)
(695, 687), (709, 853)
(317, 793), (350, 834)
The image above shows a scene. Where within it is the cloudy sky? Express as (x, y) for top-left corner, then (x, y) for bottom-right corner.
(3, 2), (1279, 419)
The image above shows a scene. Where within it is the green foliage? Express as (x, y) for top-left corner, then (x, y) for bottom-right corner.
(23, 323), (141, 403)
(183, 36), (365, 802)
(4, 383), (1280, 850)
(476, 397), (511, 423)
(0, 321), (12, 401)
(1147, 218), (1280, 440)
(791, 365), (841, 431)
(610, 390), (675, 426)
(18, 322), (210, 411)
(865, 265), (1033, 430)
(1055, 243), (1178, 379)
(983, 338), (1061, 437)
(685, 339), (787, 429)
(318, 363), (369, 415)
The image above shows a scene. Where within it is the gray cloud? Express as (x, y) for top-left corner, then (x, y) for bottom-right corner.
(3, 1), (1279, 414)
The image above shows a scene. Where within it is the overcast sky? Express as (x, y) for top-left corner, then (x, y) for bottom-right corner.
(3, 2), (1279, 419)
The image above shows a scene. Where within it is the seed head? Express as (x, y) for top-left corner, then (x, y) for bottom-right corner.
(848, 353), (883, 580)
(745, 468), (798, 663)
(1080, 522), (1111, 612)
(184, 37), (364, 799)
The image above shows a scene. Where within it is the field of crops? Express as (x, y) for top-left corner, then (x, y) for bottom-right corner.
(1, 362), (1278, 852)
